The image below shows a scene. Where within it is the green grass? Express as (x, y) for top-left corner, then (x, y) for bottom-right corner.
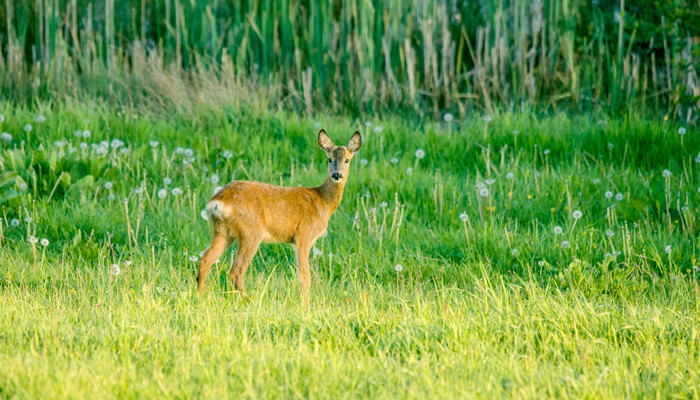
(1, 105), (700, 398)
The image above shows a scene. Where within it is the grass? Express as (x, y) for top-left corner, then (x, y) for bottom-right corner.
(0, 105), (699, 397)
(1, 0), (698, 115)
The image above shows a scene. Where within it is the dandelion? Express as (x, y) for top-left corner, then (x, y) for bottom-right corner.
(511, 248), (520, 257)
(484, 179), (495, 186)
(613, 250), (621, 257)
(40, 238), (49, 246)
(25, 217), (32, 224)
(200, 210), (209, 220)
(415, 149), (425, 159)
(24, 124), (32, 132)
(572, 210), (583, 219)
(538, 260), (545, 267)
(1, 132), (12, 141)
(110, 139), (124, 149)
(664, 245), (672, 254)
(80, 142), (88, 150)
(110, 264), (121, 276)
(364, 121), (372, 127)
(607, 142), (614, 150)
(543, 149), (550, 155)
(175, 147), (184, 155)
(606, 229), (615, 237)
(0, 114), (4, 123)
(28, 235), (39, 244)
(172, 187), (183, 196)
(163, 177), (172, 186)
(54, 140), (65, 147)
(615, 193), (623, 201)
(124, 260), (132, 267)
(391, 157), (399, 164)
(19, 183), (28, 191)
(374, 126), (384, 133)
(149, 140), (159, 148)
(184, 148), (194, 157)
(120, 148), (129, 155)
(104, 182), (113, 190)
(222, 150), (233, 159)
(394, 264), (403, 273)
(553, 226), (563, 235)
(211, 174), (219, 185)
(36, 115), (45, 123)
(512, 130), (519, 136)
(561, 240), (570, 249)
(479, 188), (489, 197)
(694, 153), (700, 163)
(483, 115), (492, 123)
(82, 130), (91, 138)
(662, 169), (671, 178)
(107, 194), (116, 201)
(157, 189), (167, 199)
(95, 147), (108, 156)
(506, 172), (514, 180)
(406, 167), (413, 176)
(678, 127), (686, 135)
(10, 219), (19, 227)
(380, 201), (388, 208)
(312, 247), (323, 257)
(459, 213), (469, 222)
(605, 191), (613, 199)
(189, 255), (199, 262)
(443, 113), (454, 122)
(360, 158), (368, 166)
(593, 178), (600, 184)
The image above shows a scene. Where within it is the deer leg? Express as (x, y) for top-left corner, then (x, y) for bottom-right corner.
(198, 233), (233, 294)
(295, 240), (312, 306)
(228, 236), (262, 296)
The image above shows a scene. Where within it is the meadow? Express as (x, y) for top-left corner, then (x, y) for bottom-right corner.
(0, 105), (699, 398)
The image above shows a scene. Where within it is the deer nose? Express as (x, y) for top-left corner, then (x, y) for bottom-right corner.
(332, 173), (342, 181)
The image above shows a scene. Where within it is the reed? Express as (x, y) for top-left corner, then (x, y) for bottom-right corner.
(0, 0), (698, 117)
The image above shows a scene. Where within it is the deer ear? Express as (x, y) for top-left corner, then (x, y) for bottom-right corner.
(318, 129), (334, 151)
(347, 131), (362, 153)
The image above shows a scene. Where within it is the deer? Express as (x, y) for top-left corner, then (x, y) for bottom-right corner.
(197, 129), (362, 304)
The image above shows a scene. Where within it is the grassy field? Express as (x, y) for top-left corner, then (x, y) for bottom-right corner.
(0, 105), (699, 398)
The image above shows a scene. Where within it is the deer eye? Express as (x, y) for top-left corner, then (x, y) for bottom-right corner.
(345, 159), (349, 163)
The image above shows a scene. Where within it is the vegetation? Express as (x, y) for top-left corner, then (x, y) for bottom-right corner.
(1, 0), (699, 116)
(0, 106), (699, 397)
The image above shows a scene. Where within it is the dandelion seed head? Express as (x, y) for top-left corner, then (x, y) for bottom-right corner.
(175, 147), (184, 155)
(479, 188), (489, 197)
(210, 174), (219, 184)
(662, 169), (671, 178)
(82, 130), (91, 138)
(312, 247), (323, 256)
(189, 255), (199, 262)
(80, 142), (88, 150)
(391, 157), (399, 164)
(607, 142), (614, 150)
(506, 172), (514, 180)
(459, 213), (469, 222)
(40, 238), (49, 246)
(606, 229), (615, 237)
(664, 245), (672, 254)
(406, 167), (413, 176)
(24, 124), (32, 132)
(104, 182), (113, 190)
(171, 187), (183, 196)
(553, 226), (563, 234)
(184, 148), (194, 157)
(605, 191), (613, 199)
(222, 150), (233, 159)
(1, 132), (12, 141)
(561, 240), (570, 249)
(543, 149), (550, 155)
(364, 121), (372, 127)
(615, 193), (623, 201)
(28, 235), (38, 244)
(443, 113), (454, 122)
(374, 126), (384, 133)
(107, 194), (116, 201)
(483, 115), (492, 123)
(0, 115), (4, 123)
(485, 179), (495, 186)
(149, 140), (159, 148)
(110, 139), (124, 149)
(110, 264), (121, 276)
(360, 158), (368, 166)
(19, 183), (28, 191)
(572, 210), (583, 219)
(512, 130), (519, 136)
(394, 264), (403, 273)
(678, 127), (686, 135)
(415, 149), (425, 159)
(511, 248), (520, 257)
(163, 177), (172, 186)
(10, 219), (19, 227)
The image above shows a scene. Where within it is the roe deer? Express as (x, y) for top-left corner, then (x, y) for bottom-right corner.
(197, 129), (362, 304)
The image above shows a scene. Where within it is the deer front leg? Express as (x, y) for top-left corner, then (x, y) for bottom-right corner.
(294, 241), (312, 306)
(198, 233), (232, 294)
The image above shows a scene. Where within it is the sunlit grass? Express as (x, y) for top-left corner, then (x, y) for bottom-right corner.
(0, 105), (699, 397)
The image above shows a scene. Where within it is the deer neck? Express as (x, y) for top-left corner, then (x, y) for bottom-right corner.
(315, 177), (347, 214)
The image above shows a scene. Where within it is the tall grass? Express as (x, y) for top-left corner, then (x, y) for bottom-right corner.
(1, 0), (698, 117)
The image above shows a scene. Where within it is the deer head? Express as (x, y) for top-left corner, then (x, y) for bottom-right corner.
(318, 129), (362, 183)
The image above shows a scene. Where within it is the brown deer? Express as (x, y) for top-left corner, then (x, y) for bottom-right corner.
(197, 129), (362, 304)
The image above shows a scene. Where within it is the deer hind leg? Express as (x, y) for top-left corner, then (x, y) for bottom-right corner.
(228, 235), (262, 296)
(197, 230), (233, 294)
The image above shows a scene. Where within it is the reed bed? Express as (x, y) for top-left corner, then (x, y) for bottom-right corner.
(1, 0), (698, 117)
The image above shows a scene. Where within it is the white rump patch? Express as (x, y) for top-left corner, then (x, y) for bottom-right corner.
(206, 200), (232, 219)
